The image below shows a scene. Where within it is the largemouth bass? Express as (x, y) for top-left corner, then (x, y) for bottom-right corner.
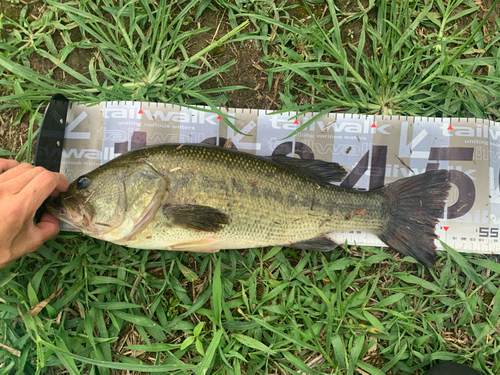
(47, 143), (450, 266)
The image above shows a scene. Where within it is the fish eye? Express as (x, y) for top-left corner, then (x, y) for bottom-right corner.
(77, 176), (91, 189)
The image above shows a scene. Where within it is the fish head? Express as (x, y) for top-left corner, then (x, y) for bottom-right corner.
(47, 162), (167, 242)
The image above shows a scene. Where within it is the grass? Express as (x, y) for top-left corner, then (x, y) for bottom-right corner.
(2, 241), (500, 374)
(0, 0), (253, 134)
(0, 0), (500, 374)
(258, 0), (500, 135)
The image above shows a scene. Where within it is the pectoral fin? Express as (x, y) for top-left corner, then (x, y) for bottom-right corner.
(288, 235), (340, 252)
(162, 204), (229, 232)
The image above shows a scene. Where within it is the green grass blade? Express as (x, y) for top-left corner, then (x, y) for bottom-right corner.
(196, 329), (223, 375)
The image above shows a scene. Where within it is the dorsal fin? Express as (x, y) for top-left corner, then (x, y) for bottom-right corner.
(268, 156), (347, 185)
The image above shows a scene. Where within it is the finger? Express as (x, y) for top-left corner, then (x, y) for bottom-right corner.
(0, 165), (47, 196)
(48, 172), (69, 194)
(20, 169), (69, 213)
(5, 213), (60, 267)
(0, 159), (20, 174)
(49, 190), (63, 198)
(0, 162), (33, 185)
(34, 212), (61, 241)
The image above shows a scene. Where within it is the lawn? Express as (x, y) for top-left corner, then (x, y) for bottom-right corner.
(0, 0), (500, 374)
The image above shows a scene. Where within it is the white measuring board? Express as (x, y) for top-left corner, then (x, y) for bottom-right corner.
(54, 101), (500, 255)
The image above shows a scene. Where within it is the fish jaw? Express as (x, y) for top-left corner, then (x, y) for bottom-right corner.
(47, 195), (113, 237)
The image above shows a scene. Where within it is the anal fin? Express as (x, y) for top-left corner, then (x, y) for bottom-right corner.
(169, 238), (220, 252)
(288, 235), (339, 252)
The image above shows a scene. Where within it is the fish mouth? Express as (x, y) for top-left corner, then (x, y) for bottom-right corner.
(47, 196), (93, 231)
(46, 196), (70, 219)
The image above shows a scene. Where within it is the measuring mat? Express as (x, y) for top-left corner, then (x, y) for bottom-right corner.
(35, 98), (500, 254)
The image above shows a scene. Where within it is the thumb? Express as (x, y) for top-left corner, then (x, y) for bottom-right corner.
(33, 212), (61, 244)
(5, 213), (61, 266)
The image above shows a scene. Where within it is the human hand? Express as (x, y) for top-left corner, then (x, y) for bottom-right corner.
(0, 159), (68, 269)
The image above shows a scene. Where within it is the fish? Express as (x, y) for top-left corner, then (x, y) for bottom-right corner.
(47, 143), (451, 267)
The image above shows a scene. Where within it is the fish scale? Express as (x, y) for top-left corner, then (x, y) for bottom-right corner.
(119, 145), (386, 250)
(47, 143), (451, 266)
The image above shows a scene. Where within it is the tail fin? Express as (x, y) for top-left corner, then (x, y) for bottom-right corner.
(378, 170), (451, 267)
